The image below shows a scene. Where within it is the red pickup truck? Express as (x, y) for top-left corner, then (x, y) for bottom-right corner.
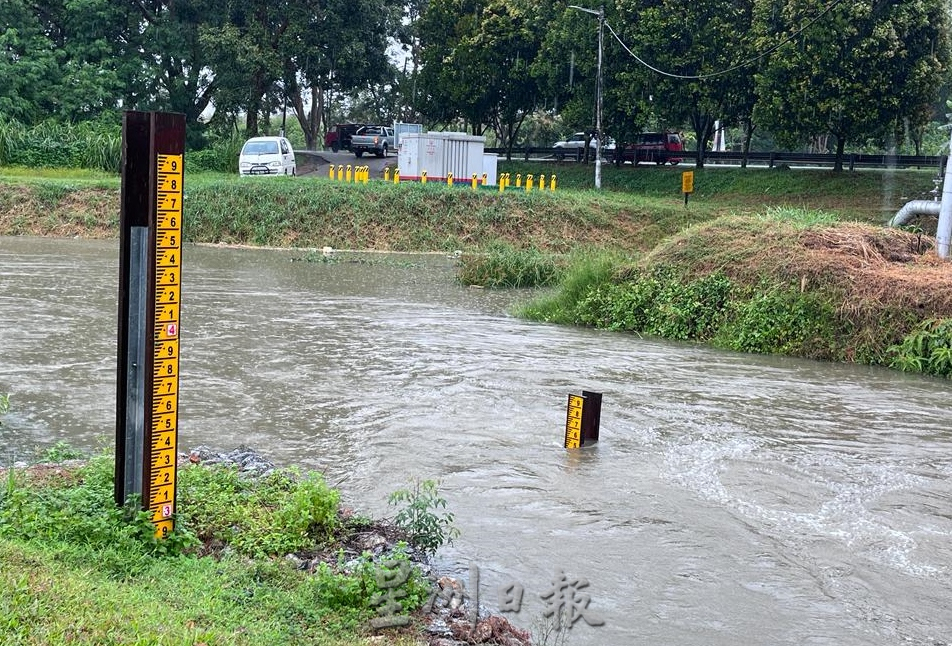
(323, 123), (366, 152)
(623, 131), (684, 165)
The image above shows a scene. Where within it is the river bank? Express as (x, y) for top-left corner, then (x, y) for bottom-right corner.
(3, 234), (952, 645)
(2, 168), (952, 377)
(0, 443), (532, 646)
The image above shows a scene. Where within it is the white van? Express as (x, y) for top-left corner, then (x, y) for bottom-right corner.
(238, 136), (297, 176)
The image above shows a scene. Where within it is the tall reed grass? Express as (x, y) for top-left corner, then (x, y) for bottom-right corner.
(0, 118), (121, 172)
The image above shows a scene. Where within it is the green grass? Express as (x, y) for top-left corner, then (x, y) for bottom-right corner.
(0, 453), (432, 645)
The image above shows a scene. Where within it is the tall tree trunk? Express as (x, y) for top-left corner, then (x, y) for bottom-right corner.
(833, 135), (846, 172)
(741, 121), (754, 169)
(292, 86), (324, 150)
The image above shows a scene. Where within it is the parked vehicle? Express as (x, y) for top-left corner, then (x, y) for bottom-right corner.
(238, 136), (296, 176)
(349, 125), (394, 158)
(553, 132), (615, 160)
(324, 123), (366, 152)
(623, 131), (684, 165)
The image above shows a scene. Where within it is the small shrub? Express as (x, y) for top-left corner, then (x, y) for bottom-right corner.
(186, 134), (244, 174)
(719, 287), (837, 356)
(574, 266), (732, 340)
(388, 479), (459, 555)
(39, 441), (85, 463)
(176, 464), (340, 557)
(887, 318), (952, 378)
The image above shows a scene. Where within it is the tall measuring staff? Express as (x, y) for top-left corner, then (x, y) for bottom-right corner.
(115, 111), (185, 539)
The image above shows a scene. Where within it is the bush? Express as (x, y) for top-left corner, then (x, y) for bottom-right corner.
(718, 287), (838, 356)
(176, 464), (340, 557)
(0, 118), (121, 172)
(575, 266), (732, 340)
(388, 479), (459, 555)
(186, 134), (244, 174)
(888, 318), (952, 378)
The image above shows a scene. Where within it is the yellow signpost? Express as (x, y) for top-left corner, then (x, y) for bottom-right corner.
(682, 170), (694, 206)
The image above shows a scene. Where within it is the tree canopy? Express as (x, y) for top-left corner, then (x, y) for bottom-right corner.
(1, 0), (949, 158)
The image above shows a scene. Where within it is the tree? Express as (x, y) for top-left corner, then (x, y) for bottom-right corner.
(414, 0), (491, 133)
(754, 0), (951, 171)
(0, 0), (60, 123)
(283, 0), (401, 150)
(613, 0), (757, 168)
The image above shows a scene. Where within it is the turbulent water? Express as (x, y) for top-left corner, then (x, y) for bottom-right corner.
(2, 236), (951, 645)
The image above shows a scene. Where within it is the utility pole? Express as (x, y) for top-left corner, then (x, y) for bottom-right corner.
(569, 5), (605, 189)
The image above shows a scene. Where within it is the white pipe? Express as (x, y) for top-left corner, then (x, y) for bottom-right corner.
(888, 200), (941, 228)
(936, 128), (952, 258)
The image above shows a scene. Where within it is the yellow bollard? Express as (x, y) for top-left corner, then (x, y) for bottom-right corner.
(328, 164), (334, 180)
(539, 174), (546, 191)
(346, 165), (352, 183)
(447, 172), (453, 186)
(526, 174), (534, 192)
(499, 177), (504, 193)
(384, 167), (390, 182)
(550, 174), (557, 191)
(504, 173), (510, 189)
(394, 169), (400, 184)
(471, 174), (478, 190)
(422, 170), (428, 184)
(481, 173), (487, 186)
(516, 173), (522, 188)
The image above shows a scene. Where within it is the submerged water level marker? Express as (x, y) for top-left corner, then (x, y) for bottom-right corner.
(564, 391), (602, 449)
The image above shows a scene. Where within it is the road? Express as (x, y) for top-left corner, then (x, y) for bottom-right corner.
(295, 149), (395, 179)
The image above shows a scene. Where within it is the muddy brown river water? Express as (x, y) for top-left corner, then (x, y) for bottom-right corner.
(2, 236), (951, 645)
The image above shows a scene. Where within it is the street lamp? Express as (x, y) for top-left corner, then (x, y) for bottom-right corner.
(568, 4), (604, 189)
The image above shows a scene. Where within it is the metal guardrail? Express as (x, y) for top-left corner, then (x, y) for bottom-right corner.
(485, 147), (945, 170)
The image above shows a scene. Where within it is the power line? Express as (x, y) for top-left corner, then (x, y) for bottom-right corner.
(604, 0), (846, 80)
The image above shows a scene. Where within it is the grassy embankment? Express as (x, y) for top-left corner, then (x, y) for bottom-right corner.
(2, 162), (951, 375)
(0, 445), (449, 646)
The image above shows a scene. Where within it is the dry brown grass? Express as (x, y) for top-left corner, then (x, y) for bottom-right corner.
(641, 215), (952, 354)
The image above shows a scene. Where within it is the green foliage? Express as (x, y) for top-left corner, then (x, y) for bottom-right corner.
(176, 465), (340, 558)
(39, 441), (85, 463)
(518, 252), (625, 323)
(717, 287), (838, 355)
(575, 266), (733, 340)
(0, 393), (8, 426)
(0, 454), (197, 575)
(186, 134), (245, 174)
(457, 244), (566, 288)
(301, 547), (430, 628)
(388, 479), (459, 555)
(0, 118), (121, 172)
(753, 0), (950, 168)
(887, 318), (952, 378)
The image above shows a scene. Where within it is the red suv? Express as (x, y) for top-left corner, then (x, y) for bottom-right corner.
(624, 131), (684, 165)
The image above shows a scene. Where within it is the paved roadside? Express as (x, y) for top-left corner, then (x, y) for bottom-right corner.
(295, 149), (395, 179)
